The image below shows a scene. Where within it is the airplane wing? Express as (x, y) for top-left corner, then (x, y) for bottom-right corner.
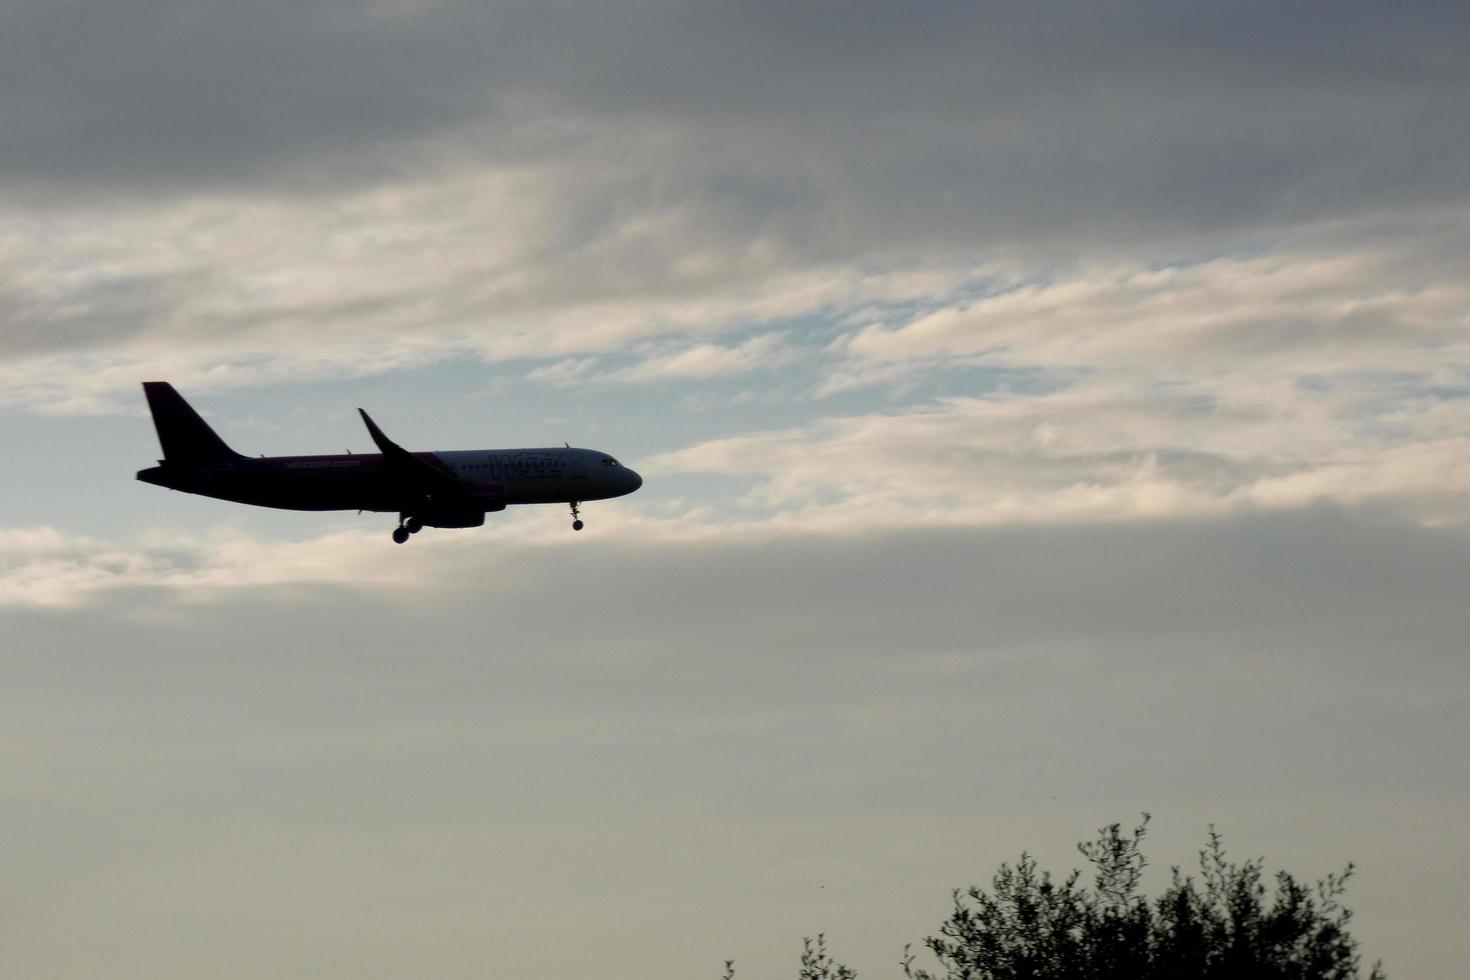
(359, 408), (464, 500)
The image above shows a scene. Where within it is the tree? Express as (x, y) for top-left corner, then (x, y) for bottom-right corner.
(901, 816), (1385, 980)
(721, 819), (1383, 978)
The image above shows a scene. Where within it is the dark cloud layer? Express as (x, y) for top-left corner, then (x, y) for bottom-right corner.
(6, 1), (1468, 254)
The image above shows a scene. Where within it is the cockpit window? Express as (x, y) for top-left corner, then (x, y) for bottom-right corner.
(601, 457), (619, 467)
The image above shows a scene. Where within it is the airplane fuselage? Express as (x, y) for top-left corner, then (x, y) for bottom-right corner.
(139, 447), (640, 517)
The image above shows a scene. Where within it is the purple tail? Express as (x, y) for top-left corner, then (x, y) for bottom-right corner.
(141, 382), (243, 466)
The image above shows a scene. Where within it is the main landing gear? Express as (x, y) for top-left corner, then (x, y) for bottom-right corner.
(389, 507), (585, 541)
(392, 514), (424, 544)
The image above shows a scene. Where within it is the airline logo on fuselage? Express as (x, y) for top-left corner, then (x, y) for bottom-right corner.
(478, 453), (565, 481)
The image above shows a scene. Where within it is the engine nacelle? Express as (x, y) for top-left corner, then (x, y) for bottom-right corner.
(418, 485), (505, 528)
(420, 505), (486, 529)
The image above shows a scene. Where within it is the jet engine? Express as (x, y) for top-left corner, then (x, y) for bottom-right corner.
(418, 485), (506, 528)
(420, 506), (487, 529)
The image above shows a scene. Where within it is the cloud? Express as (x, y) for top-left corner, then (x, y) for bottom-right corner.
(5, 0), (1467, 416)
(780, 233), (1470, 529)
(838, 245), (1470, 379)
(7, 506), (1470, 668)
(524, 357), (599, 388)
(6, 2), (1468, 242)
(529, 334), (794, 388)
(650, 373), (1470, 530)
(3, 2), (1467, 334)
(0, 505), (776, 610)
(0, 175), (983, 413)
(612, 333), (791, 383)
(0, 525), (417, 609)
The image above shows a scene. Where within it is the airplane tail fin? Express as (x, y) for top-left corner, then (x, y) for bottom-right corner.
(141, 382), (244, 467)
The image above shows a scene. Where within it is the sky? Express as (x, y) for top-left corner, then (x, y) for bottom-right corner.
(2, 1), (1468, 977)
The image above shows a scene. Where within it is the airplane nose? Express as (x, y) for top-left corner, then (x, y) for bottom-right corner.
(625, 468), (643, 493)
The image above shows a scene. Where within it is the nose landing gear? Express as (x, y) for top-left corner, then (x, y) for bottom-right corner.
(570, 501), (584, 531)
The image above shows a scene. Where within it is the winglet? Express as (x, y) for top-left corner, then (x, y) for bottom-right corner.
(358, 408), (460, 492)
(358, 408), (399, 454)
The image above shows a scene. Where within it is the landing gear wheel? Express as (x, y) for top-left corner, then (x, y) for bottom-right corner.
(392, 526), (410, 544)
(405, 517), (423, 534)
(569, 501), (583, 531)
(572, 519), (584, 531)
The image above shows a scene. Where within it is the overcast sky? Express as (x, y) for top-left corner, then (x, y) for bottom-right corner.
(3, 2), (1468, 977)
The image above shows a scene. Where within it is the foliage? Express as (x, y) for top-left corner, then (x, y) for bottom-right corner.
(802, 934), (859, 980)
(720, 818), (1385, 979)
(724, 934), (857, 980)
(901, 816), (1384, 980)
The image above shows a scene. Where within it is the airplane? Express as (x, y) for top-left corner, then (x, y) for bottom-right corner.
(135, 381), (642, 543)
